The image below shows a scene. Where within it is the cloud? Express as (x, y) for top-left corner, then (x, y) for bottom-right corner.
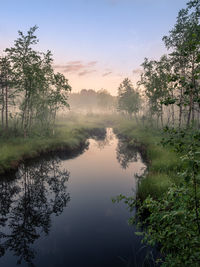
(54, 61), (98, 74)
(105, 68), (112, 71)
(53, 64), (67, 69)
(67, 61), (82, 65)
(87, 61), (98, 66)
(102, 71), (112, 77)
(63, 63), (85, 73)
(78, 70), (96, 76)
(132, 68), (143, 75)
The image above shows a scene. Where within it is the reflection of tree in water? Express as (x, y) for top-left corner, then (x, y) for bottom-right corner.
(116, 139), (139, 169)
(94, 128), (114, 149)
(0, 157), (70, 266)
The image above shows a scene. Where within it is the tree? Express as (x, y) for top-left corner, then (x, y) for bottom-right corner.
(4, 26), (71, 137)
(140, 56), (173, 127)
(0, 56), (15, 132)
(118, 78), (141, 120)
(97, 89), (115, 111)
(163, 0), (200, 127)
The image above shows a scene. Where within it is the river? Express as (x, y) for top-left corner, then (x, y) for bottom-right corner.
(0, 128), (155, 267)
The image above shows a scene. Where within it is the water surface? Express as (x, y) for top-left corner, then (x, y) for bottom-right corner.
(0, 128), (152, 267)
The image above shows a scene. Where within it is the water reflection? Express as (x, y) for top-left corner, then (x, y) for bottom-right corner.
(116, 139), (139, 169)
(0, 128), (149, 267)
(0, 157), (70, 266)
(56, 141), (89, 160)
(94, 128), (114, 149)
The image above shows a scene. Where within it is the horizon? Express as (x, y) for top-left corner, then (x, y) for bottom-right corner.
(1, 0), (188, 95)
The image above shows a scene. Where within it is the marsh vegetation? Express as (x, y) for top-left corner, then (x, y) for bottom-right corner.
(0, 0), (200, 266)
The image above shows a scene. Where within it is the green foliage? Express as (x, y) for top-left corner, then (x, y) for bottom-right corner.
(1, 26), (71, 137)
(140, 56), (171, 120)
(114, 1), (200, 265)
(137, 184), (200, 266)
(137, 173), (172, 201)
(138, 0), (200, 128)
(115, 120), (200, 266)
(117, 78), (141, 118)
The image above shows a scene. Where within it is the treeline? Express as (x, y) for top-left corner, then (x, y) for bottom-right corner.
(68, 89), (116, 113)
(0, 26), (71, 137)
(117, 0), (200, 129)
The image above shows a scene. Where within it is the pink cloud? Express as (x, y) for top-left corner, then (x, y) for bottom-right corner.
(87, 61), (98, 66)
(102, 71), (112, 77)
(54, 60), (97, 74)
(67, 60), (82, 65)
(78, 70), (96, 76)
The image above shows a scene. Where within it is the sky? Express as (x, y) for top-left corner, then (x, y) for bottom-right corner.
(0, 0), (188, 95)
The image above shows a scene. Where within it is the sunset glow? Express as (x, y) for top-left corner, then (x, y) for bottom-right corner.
(1, 0), (188, 94)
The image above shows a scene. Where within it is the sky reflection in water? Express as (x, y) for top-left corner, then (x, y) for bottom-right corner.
(0, 128), (149, 267)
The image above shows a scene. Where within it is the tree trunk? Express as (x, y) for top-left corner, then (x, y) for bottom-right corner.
(179, 88), (183, 129)
(160, 105), (163, 127)
(157, 114), (159, 128)
(1, 86), (4, 130)
(5, 83), (8, 131)
(187, 106), (192, 127)
(189, 54), (195, 127)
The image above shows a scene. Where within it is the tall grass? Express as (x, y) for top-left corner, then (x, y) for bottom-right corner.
(0, 114), (108, 173)
(113, 119), (182, 201)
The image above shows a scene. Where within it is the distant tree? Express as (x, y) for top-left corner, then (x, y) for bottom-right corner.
(68, 89), (116, 113)
(118, 78), (141, 120)
(97, 89), (115, 111)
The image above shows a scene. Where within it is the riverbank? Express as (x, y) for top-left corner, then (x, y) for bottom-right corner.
(1, 113), (182, 196)
(1, 113), (198, 266)
(0, 118), (106, 174)
(113, 118), (200, 266)
(113, 119), (181, 201)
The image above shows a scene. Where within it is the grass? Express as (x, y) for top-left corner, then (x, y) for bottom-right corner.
(1, 112), (182, 202)
(0, 114), (107, 173)
(60, 113), (182, 201)
(113, 119), (182, 201)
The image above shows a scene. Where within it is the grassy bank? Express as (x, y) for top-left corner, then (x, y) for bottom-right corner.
(114, 120), (200, 266)
(0, 115), (107, 174)
(113, 119), (182, 201)
(1, 112), (182, 201)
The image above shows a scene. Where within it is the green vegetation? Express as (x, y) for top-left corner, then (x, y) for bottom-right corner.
(113, 119), (180, 201)
(0, 0), (200, 266)
(113, 1), (200, 265)
(113, 2), (200, 260)
(0, 114), (107, 173)
(0, 26), (71, 138)
(139, 0), (200, 129)
(117, 78), (141, 120)
(113, 119), (200, 266)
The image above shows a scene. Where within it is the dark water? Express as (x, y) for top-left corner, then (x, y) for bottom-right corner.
(0, 128), (154, 267)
